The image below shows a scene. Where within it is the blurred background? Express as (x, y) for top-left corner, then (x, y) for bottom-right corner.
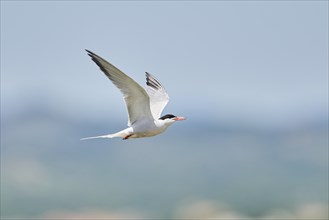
(1, 1), (328, 219)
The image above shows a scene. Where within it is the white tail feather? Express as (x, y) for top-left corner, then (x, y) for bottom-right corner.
(80, 134), (114, 140)
(80, 128), (132, 141)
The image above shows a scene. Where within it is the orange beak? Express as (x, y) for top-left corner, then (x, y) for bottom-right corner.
(174, 116), (186, 121)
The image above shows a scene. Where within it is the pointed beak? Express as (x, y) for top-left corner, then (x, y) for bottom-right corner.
(174, 116), (186, 121)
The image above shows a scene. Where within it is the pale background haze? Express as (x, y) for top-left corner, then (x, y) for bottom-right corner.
(1, 1), (328, 219)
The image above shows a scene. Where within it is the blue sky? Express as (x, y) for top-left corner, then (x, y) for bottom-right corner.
(2, 1), (328, 127)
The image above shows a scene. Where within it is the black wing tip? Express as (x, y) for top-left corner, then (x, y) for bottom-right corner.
(145, 72), (158, 89)
(146, 72), (163, 89)
(85, 49), (96, 58)
(84, 49), (107, 73)
(146, 81), (157, 89)
(145, 72), (156, 81)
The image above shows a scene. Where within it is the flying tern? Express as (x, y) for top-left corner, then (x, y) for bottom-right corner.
(81, 50), (186, 140)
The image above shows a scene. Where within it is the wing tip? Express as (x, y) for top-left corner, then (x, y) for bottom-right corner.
(145, 72), (163, 90)
(85, 49), (96, 58)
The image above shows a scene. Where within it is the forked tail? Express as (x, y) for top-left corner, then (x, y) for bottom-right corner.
(80, 128), (132, 140)
(80, 134), (114, 140)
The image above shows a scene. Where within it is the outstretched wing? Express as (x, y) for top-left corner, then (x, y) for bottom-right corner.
(86, 50), (154, 126)
(145, 72), (169, 119)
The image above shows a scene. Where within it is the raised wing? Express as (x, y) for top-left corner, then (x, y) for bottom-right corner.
(86, 50), (154, 126)
(145, 72), (169, 119)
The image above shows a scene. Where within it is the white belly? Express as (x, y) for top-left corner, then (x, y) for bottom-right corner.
(131, 126), (168, 138)
(129, 120), (169, 138)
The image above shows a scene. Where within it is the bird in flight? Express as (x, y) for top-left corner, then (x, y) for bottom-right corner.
(81, 50), (186, 140)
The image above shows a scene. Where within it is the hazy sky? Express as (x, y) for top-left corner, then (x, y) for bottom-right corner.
(1, 1), (328, 127)
(1, 2), (328, 218)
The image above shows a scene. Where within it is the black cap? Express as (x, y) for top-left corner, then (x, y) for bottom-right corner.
(159, 114), (176, 120)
